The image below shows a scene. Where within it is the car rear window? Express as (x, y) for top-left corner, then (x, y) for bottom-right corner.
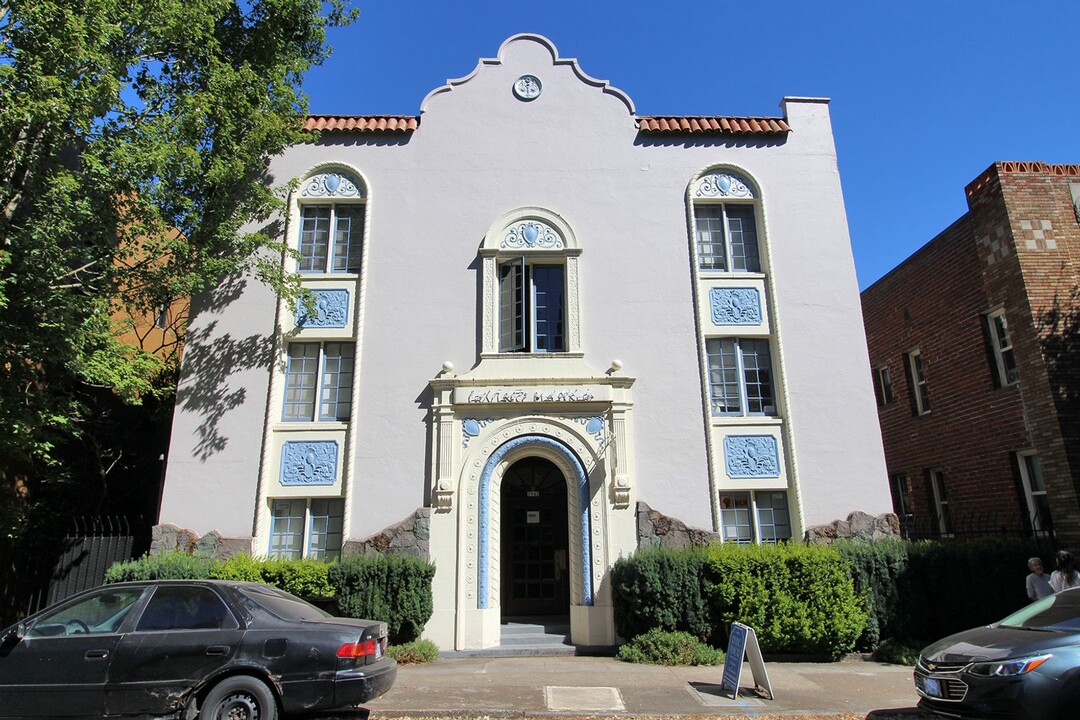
(239, 585), (332, 621)
(1000, 589), (1080, 631)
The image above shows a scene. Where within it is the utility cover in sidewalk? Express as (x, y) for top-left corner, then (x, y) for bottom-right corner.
(545, 686), (625, 711)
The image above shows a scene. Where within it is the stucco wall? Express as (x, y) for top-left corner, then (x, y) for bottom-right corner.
(159, 34), (889, 540)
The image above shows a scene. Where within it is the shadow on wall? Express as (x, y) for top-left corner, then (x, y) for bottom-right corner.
(177, 274), (273, 460)
(1039, 285), (1080, 495)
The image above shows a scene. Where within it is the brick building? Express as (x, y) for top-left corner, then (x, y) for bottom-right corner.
(862, 162), (1080, 544)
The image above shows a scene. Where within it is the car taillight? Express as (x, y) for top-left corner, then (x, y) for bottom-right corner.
(337, 639), (378, 658)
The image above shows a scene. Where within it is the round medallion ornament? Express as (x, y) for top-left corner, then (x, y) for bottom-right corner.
(513, 75), (542, 101)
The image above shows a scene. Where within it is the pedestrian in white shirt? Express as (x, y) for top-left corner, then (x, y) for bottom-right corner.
(1050, 550), (1080, 593)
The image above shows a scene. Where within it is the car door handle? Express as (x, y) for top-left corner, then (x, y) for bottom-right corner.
(85, 649), (109, 659)
(205, 645), (230, 656)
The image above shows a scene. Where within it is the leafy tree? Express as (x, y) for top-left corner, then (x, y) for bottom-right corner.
(0, 0), (355, 537)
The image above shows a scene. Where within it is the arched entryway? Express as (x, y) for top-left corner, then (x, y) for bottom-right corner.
(500, 456), (570, 616)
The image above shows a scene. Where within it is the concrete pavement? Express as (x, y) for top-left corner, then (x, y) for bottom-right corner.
(363, 655), (934, 718)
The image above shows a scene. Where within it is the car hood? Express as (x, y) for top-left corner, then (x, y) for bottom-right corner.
(922, 625), (1071, 663)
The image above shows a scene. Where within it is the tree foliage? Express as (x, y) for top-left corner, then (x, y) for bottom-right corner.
(0, 0), (355, 536)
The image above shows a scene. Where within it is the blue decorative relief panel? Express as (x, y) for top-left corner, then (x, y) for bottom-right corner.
(295, 289), (349, 328)
(280, 440), (338, 486)
(501, 220), (563, 250)
(300, 171), (363, 198)
(694, 172), (755, 199)
(710, 288), (762, 326)
(724, 435), (780, 479)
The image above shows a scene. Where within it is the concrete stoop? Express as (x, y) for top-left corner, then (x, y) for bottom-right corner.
(441, 615), (588, 658)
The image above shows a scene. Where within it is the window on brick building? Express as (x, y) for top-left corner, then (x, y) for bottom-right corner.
(889, 473), (911, 518)
(874, 366), (894, 407)
(928, 469), (951, 537)
(985, 309), (1019, 386)
(906, 350), (930, 415)
(1016, 452), (1051, 537)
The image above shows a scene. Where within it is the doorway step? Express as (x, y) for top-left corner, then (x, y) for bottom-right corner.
(440, 616), (576, 657)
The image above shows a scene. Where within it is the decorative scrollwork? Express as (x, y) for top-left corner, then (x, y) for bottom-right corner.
(280, 441), (338, 485)
(724, 435), (780, 478)
(710, 288), (762, 326)
(501, 220), (563, 250)
(695, 172), (755, 199)
(300, 172), (363, 199)
(295, 289), (349, 328)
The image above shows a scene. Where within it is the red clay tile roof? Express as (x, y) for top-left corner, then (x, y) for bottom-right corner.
(304, 115), (419, 133)
(302, 114), (791, 136)
(637, 116), (791, 135)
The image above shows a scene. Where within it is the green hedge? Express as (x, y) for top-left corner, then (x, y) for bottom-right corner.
(328, 554), (435, 644)
(611, 546), (715, 642)
(706, 543), (866, 659)
(613, 543), (865, 658)
(105, 551), (435, 643)
(616, 628), (724, 666)
(836, 537), (1046, 648)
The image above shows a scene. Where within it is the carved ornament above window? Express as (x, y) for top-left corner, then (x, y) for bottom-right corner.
(694, 172), (755, 199)
(300, 172), (363, 199)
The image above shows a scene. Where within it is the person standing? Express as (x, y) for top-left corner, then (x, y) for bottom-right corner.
(1026, 557), (1053, 601)
(1050, 550), (1080, 593)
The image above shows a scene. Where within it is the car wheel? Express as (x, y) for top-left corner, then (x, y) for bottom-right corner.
(199, 676), (278, 720)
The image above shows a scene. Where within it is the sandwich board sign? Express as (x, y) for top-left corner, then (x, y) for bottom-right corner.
(720, 622), (773, 700)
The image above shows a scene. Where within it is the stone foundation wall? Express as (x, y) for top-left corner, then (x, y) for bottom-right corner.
(342, 508), (430, 559)
(803, 511), (901, 544)
(636, 501), (721, 549)
(151, 524), (253, 559)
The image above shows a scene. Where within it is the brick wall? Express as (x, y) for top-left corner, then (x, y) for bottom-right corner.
(862, 162), (1080, 544)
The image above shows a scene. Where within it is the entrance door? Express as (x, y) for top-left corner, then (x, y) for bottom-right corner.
(501, 457), (570, 616)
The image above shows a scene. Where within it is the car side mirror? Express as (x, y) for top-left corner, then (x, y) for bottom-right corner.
(1, 623), (26, 647)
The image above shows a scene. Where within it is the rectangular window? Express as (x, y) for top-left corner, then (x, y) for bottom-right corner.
(498, 259), (565, 353)
(719, 492), (754, 544)
(874, 366), (893, 406)
(755, 492), (792, 544)
(1017, 452), (1051, 534)
(298, 204), (364, 274)
(270, 499), (344, 560)
(283, 342), (354, 421)
(889, 473), (911, 517)
(706, 338), (776, 416)
(928, 469), (951, 537)
(720, 491), (792, 544)
(694, 204), (760, 272)
(987, 309), (1019, 386)
(907, 349), (930, 415)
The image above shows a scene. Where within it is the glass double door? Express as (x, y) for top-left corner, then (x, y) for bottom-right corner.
(500, 457), (570, 616)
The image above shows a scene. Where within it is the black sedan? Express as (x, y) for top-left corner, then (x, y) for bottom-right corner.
(0, 579), (397, 719)
(915, 587), (1080, 719)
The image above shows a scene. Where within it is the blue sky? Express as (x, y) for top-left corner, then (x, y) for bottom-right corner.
(302, 0), (1080, 289)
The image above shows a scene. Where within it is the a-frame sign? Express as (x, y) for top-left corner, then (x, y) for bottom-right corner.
(720, 622), (774, 700)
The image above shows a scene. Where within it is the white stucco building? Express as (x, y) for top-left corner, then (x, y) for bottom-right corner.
(159, 34), (890, 650)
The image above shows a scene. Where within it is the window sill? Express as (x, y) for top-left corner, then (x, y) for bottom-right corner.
(710, 415), (782, 426)
(297, 272), (360, 280)
(272, 421), (349, 432)
(480, 351), (586, 360)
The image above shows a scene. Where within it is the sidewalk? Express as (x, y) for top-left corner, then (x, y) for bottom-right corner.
(364, 655), (933, 718)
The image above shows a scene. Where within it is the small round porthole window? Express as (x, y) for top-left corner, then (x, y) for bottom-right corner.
(513, 75), (542, 101)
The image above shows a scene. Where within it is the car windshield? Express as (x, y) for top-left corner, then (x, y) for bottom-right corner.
(239, 585), (332, 621)
(999, 589), (1080, 631)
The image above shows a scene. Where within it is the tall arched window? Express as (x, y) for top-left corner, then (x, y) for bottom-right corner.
(691, 171), (760, 274)
(295, 170), (366, 274)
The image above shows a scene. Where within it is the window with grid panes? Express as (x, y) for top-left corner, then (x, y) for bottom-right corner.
(706, 338), (775, 415)
(498, 258), (565, 352)
(269, 498), (344, 560)
(283, 342), (354, 421)
(694, 204), (760, 272)
(298, 204), (364, 273)
(719, 492), (754, 544)
(755, 492), (791, 543)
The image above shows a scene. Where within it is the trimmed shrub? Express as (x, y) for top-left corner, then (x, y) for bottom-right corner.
(834, 538), (909, 650)
(258, 557), (333, 599)
(213, 553), (264, 583)
(872, 637), (921, 666)
(328, 554), (435, 644)
(617, 628), (724, 666)
(388, 639), (440, 664)
(705, 543), (866, 659)
(104, 551), (218, 582)
(610, 546), (715, 642)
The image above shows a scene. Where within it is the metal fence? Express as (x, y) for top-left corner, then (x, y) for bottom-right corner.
(896, 509), (1056, 545)
(0, 516), (148, 627)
